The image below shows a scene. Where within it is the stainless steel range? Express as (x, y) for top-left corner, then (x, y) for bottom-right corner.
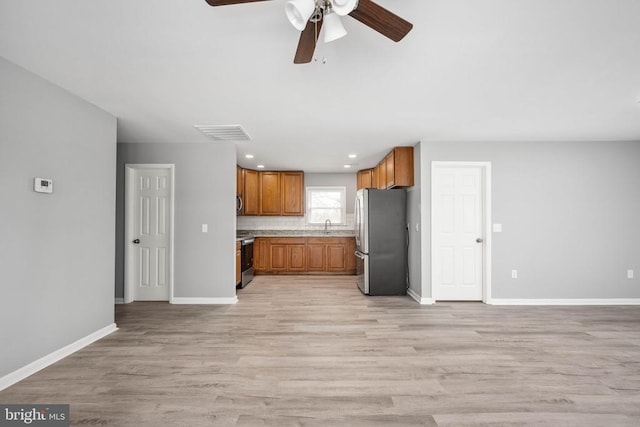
(238, 236), (254, 288)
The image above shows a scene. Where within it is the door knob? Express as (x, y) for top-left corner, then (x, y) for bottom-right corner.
(133, 239), (140, 244)
(476, 238), (483, 243)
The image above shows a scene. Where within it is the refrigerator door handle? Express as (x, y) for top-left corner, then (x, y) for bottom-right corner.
(354, 197), (361, 249)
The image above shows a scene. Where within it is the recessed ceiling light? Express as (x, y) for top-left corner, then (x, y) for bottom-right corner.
(348, 154), (357, 158)
(344, 164), (352, 168)
(245, 154), (254, 159)
(257, 164), (265, 169)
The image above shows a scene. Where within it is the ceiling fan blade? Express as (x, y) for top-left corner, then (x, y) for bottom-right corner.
(349, 0), (413, 42)
(294, 19), (323, 64)
(204, 0), (270, 6)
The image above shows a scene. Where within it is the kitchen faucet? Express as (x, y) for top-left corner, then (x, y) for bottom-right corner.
(324, 218), (332, 234)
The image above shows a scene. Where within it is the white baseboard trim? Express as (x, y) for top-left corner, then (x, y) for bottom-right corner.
(407, 288), (435, 305)
(489, 298), (640, 306)
(171, 296), (238, 305)
(0, 323), (118, 392)
(114, 297), (125, 304)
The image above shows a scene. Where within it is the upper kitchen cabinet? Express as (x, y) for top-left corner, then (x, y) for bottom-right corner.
(357, 146), (414, 190)
(386, 146), (414, 188)
(377, 158), (387, 189)
(237, 167), (304, 216)
(243, 168), (260, 215)
(281, 171), (304, 216)
(357, 169), (373, 190)
(372, 163), (380, 189)
(259, 171), (282, 215)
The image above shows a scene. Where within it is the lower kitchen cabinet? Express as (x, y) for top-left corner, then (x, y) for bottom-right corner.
(306, 242), (327, 272)
(288, 245), (306, 271)
(254, 237), (269, 271)
(327, 241), (347, 272)
(254, 236), (356, 275)
(268, 238), (306, 272)
(346, 238), (357, 272)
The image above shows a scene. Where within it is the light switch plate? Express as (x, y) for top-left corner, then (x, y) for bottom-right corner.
(493, 224), (502, 233)
(34, 177), (53, 194)
(202, 224), (208, 233)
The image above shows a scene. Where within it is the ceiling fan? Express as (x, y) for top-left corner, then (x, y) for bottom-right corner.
(204, 0), (413, 64)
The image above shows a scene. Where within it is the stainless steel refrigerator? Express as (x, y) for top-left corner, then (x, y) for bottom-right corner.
(354, 188), (407, 295)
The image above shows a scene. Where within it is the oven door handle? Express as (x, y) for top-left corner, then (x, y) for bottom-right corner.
(241, 238), (254, 245)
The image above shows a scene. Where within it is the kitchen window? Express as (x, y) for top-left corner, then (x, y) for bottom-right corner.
(306, 186), (347, 225)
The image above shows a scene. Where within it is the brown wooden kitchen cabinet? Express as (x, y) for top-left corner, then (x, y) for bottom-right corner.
(288, 244), (306, 271)
(385, 152), (395, 188)
(372, 163), (380, 189)
(259, 171), (282, 215)
(281, 171), (304, 215)
(268, 243), (286, 271)
(357, 146), (414, 190)
(306, 240), (327, 272)
(327, 241), (347, 272)
(269, 243), (306, 272)
(346, 237), (357, 272)
(254, 237), (269, 271)
(237, 167), (304, 216)
(356, 169), (373, 190)
(255, 237), (356, 275)
(266, 238), (306, 272)
(243, 168), (260, 215)
(377, 158), (387, 189)
(386, 146), (414, 188)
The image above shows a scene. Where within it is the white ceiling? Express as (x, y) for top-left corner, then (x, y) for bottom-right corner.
(1, 0), (639, 172)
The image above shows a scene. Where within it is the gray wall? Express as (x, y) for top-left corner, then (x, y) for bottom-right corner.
(305, 172), (357, 214)
(115, 142), (236, 299)
(406, 143), (422, 296)
(417, 140), (640, 299)
(0, 58), (116, 378)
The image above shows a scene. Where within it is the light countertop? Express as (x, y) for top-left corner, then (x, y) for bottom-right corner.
(238, 230), (355, 238)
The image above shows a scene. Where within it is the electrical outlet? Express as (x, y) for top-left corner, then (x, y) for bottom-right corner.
(511, 270), (518, 279)
(202, 224), (208, 233)
(628, 270), (634, 279)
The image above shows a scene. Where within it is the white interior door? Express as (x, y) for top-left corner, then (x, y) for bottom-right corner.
(432, 165), (485, 301)
(125, 165), (173, 302)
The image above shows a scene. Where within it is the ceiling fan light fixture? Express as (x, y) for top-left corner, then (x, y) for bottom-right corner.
(285, 0), (317, 31)
(331, 0), (358, 16)
(323, 7), (347, 43)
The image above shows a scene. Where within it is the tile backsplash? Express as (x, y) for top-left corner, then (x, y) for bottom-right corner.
(238, 214), (355, 232)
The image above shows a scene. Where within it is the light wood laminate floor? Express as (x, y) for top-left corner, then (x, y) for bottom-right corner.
(2, 276), (640, 426)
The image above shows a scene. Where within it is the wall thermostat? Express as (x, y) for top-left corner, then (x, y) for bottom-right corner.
(34, 177), (53, 194)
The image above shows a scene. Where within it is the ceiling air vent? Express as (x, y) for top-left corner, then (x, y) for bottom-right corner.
(194, 124), (251, 141)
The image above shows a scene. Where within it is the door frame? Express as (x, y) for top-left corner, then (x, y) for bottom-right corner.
(431, 161), (492, 303)
(124, 164), (175, 304)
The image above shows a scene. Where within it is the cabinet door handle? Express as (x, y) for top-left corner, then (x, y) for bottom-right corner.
(476, 238), (483, 243)
(133, 239), (141, 244)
